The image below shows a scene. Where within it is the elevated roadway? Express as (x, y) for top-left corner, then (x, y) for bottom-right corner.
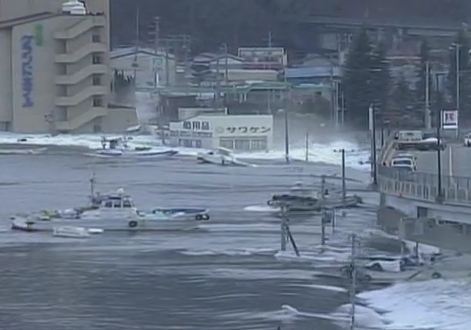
(377, 139), (471, 253)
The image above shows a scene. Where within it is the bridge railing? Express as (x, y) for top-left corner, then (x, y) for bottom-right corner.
(378, 166), (471, 205)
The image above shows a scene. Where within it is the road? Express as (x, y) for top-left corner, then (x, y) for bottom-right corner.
(410, 144), (471, 178)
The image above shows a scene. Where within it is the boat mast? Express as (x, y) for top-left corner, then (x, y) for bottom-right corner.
(90, 172), (96, 200)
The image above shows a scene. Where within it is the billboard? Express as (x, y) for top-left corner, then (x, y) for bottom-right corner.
(442, 110), (458, 129)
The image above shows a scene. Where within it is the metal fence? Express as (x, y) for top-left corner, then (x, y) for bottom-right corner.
(378, 166), (471, 205)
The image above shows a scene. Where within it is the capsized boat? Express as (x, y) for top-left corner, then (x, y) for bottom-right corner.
(197, 147), (251, 166)
(87, 136), (177, 158)
(267, 181), (362, 212)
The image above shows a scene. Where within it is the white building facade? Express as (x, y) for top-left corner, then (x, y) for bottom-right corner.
(169, 115), (273, 151)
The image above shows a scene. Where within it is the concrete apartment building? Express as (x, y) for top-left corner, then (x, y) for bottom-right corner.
(0, 0), (135, 133)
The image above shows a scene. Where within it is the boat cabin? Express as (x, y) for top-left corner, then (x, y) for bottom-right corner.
(98, 190), (135, 209)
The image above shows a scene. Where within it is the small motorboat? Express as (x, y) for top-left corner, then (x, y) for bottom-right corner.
(87, 136), (177, 159)
(267, 181), (362, 212)
(197, 147), (251, 166)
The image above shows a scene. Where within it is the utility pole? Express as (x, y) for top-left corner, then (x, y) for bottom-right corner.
(305, 132), (309, 162)
(153, 16), (160, 88)
(222, 43), (228, 84)
(425, 61), (431, 129)
(215, 47), (221, 109)
(456, 43), (461, 138)
(436, 104), (443, 202)
(341, 148), (346, 205)
(350, 234), (357, 330)
(369, 105), (377, 185)
(284, 109), (289, 164)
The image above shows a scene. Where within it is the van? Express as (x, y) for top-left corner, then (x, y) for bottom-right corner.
(391, 157), (416, 171)
(395, 130), (423, 142)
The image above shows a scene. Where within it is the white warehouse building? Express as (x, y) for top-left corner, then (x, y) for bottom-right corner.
(169, 114), (273, 151)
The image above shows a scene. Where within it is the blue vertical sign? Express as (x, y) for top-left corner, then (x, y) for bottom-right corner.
(21, 35), (34, 108)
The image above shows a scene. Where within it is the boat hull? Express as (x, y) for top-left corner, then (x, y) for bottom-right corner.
(86, 150), (178, 159)
(11, 216), (199, 232)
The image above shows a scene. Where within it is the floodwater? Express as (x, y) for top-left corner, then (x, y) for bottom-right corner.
(0, 148), (386, 330)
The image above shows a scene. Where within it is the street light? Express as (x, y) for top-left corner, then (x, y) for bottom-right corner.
(334, 148), (347, 204)
(450, 42), (461, 138)
(277, 109), (289, 164)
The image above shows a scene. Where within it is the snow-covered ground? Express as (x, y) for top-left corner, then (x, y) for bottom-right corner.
(0, 132), (370, 170)
(359, 279), (471, 330)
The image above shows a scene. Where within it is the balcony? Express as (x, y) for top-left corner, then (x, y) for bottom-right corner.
(55, 64), (107, 85)
(55, 106), (108, 132)
(54, 16), (106, 40)
(55, 86), (107, 107)
(55, 43), (107, 63)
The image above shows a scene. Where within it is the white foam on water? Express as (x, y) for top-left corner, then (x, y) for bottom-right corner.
(358, 279), (471, 330)
(180, 247), (277, 257)
(287, 283), (348, 293)
(0, 133), (369, 169)
(275, 249), (350, 264)
(243, 205), (280, 213)
(332, 304), (389, 329)
(206, 267), (321, 281)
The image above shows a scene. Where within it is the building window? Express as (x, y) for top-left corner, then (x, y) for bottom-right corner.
(192, 121), (200, 130)
(250, 138), (267, 151)
(93, 97), (103, 107)
(234, 139), (250, 151)
(202, 121), (209, 130)
(92, 75), (101, 86)
(92, 34), (101, 43)
(219, 139), (234, 150)
(183, 121), (191, 129)
(92, 55), (102, 64)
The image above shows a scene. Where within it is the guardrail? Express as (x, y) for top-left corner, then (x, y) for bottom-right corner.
(378, 166), (471, 206)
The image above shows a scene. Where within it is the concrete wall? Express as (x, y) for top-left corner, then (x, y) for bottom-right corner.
(0, 29), (12, 123)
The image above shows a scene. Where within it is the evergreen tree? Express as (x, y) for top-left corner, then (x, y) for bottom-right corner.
(447, 29), (471, 120)
(391, 74), (415, 112)
(370, 42), (391, 114)
(342, 28), (373, 128)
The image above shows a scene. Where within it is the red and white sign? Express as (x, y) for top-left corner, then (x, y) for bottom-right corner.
(442, 110), (458, 129)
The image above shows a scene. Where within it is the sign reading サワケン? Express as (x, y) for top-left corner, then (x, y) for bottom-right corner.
(21, 35), (34, 108)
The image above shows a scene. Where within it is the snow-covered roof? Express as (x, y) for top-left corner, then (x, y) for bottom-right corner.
(110, 47), (175, 60)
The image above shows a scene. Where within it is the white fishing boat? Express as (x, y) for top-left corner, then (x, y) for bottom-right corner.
(197, 147), (250, 166)
(87, 136), (177, 159)
(11, 180), (210, 232)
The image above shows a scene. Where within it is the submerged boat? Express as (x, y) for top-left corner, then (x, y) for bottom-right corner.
(11, 179), (210, 232)
(87, 136), (177, 158)
(267, 182), (362, 212)
(0, 147), (47, 155)
(197, 147), (251, 166)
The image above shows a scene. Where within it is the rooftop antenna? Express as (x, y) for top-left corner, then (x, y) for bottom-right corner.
(132, 7), (140, 79)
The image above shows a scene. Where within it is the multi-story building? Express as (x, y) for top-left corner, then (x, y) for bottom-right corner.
(0, 0), (135, 133)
